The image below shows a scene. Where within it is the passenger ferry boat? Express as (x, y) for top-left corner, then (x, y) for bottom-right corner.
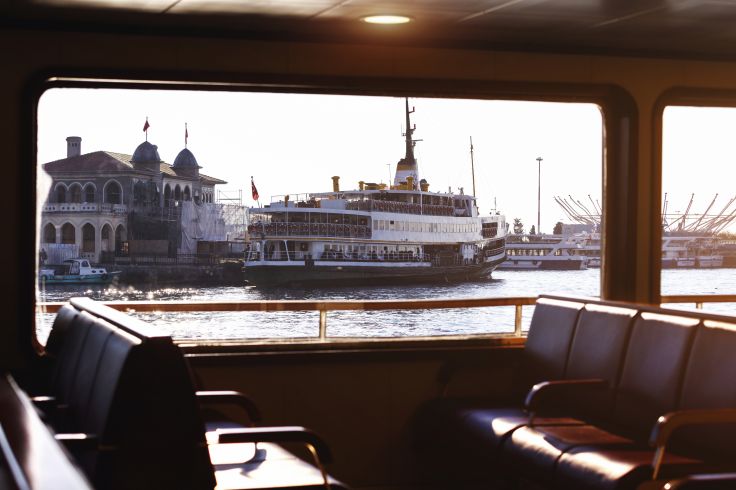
(243, 101), (507, 286)
(499, 233), (589, 270)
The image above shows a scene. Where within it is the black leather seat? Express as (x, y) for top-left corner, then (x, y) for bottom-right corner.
(502, 311), (696, 485)
(40, 299), (348, 490)
(412, 297), (585, 482)
(552, 318), (736, 490)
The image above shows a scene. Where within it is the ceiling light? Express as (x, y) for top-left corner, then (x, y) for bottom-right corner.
(362, 15), (412, 25)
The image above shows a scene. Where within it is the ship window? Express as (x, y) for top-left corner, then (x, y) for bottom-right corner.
(661, 106), (736, 312)
(35, 88), (603, 343)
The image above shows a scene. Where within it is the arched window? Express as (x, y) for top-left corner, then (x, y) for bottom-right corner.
(183, 186), (191, 201)
(69, 184), (82, 203)
(174, 185), (182, 201)
(56, 185), (66, 203)
(61, 223), (75, 244)
(164, 184), (172, 207)
(84, 184), (95, 203)
(115, 225), (127, 253)
(43, 223), (56, 244)
(104, 180), (122, 204)
(101, 224), (113, 252)
(82, 223), (95, 253)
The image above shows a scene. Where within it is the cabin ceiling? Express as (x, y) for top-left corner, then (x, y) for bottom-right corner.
(6, 0), (736, 60)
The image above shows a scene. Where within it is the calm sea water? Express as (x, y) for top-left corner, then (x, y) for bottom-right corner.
(35, 268), (736, 343)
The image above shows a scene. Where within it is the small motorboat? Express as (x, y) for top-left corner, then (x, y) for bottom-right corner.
(39, 258), (121, 285)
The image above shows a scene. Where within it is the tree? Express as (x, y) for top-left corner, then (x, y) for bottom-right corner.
(529, 225), (536, 235)
(513, 218), (524, 235)
(553, 221), (564, 235)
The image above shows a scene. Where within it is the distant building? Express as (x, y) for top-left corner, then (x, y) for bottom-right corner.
(40, 136), (230, 263)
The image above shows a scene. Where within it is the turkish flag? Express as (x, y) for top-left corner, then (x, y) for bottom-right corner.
(251, 178), (259, 201)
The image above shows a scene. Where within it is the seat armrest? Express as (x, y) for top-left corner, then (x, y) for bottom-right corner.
(648, 408), (736, 480)
(215, 426), (332, 464)
(524, 379), (608, 419)
(196, 390), (262, 424)
(54, 433), (100, 452)
(649, 408), (736, 447)
(660, 472), (736, 490)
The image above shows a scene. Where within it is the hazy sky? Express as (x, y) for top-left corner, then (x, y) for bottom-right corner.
(37, 89), (736, 233)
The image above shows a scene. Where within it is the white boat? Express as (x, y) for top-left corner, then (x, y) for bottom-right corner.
(563, 231), (726, 269)
(39, 258), (121, 285)
(499, 234), (589, 270)
(242, 100), (507, 287)
(661, 234), (724, 268)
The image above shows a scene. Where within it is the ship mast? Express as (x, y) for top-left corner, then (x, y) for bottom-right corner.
(395, 98), (421, 188)
(469, 136), (477, 198)
(404, 98), (415, 163)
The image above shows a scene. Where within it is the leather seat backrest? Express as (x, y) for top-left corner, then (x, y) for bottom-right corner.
(522, 297), (584, 387)
(564, 304), (637, 420)
(673, 320), (736, 460)
(68, 312), (115, 425)
(48, 305), (89, 401)
(82, 323), (140, 438)
(613, 312), (698, 438)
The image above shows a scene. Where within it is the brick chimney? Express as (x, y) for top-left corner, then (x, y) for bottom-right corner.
(66, 136), (81, 158)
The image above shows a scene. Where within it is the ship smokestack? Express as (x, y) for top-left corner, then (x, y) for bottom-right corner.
(359, 181), (365, 190)
(66, 136), (81, 158)
(332, 176), (340, 192)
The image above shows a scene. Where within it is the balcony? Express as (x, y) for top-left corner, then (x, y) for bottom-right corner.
(43, 203), (128, 214)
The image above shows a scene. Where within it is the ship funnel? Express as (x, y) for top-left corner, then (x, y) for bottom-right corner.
(420, 179), (429, 192)
(359, 181), (365, 190)
(332, 176), (340, 192)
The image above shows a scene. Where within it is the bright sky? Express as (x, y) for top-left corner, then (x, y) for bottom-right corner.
(36, 89), (736, 234)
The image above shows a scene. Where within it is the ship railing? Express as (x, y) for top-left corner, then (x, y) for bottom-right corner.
(247, 223), (371, 239)
(245, 251), (432, 262)
(484, 245), (506, 257)
(37, 295), (736, 341)
(318, 252), (431, 262)
(344, 200), (454, 216)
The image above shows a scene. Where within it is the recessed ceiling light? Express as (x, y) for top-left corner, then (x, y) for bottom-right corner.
(362, 15), (412, 25)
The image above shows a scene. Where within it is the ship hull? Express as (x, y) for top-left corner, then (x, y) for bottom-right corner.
(39, 273), (117, 285)
(243, 257), (505, 287)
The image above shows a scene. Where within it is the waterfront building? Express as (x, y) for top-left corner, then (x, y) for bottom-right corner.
(40, 136), (231, 263)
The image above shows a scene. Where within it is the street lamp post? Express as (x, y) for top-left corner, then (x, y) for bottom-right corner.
(536, 157), (543, 234)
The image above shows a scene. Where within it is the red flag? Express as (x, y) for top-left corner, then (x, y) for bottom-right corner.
(251, 177), (259, 201)
(143, 118), (150, 132)
(185, 124), (188, 146)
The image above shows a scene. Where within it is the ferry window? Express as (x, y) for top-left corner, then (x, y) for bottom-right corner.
(661, 106), (736, 312)
(36, 89), (602, 342)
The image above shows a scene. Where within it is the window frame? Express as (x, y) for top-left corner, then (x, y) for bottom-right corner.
(28, 73), (638, 353)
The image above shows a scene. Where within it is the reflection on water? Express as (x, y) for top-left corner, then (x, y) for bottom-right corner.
(36, 269), (736, 343)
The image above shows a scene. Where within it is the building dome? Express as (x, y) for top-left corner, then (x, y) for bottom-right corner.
(173, 148), (200, 168)
(131, 141), (162, 164)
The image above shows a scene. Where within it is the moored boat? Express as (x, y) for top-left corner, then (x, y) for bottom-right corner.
(242, 100), (507, 287)
(499, 233), (589, 270)
(39, 258), (121, 285)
